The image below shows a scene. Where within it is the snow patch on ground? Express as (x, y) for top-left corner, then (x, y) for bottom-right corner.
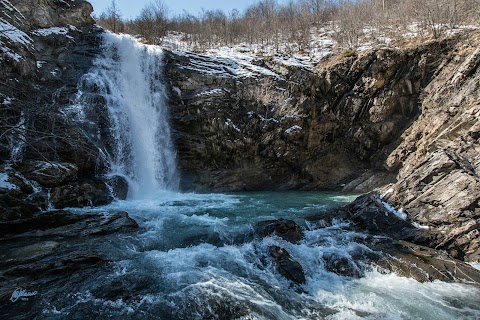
(172, 86), (181, 97)
(0, 172), (17, 190)
(161, 21), (480, 81)
(225, 118), (241, 132)
(0, 18), (33, 46)
(2, 96), (13, 105)
(469, 263), (480, 271)
(32, 27), (69, 37)
(36, 60), (46, 68)
(174, 50), (282, 80)
(412, 222), (430, 230)
(196, 88), (223, 97)
(1, 46), (22, 61)
(285, 125), (302, 134)
(381, 200), (408, 220)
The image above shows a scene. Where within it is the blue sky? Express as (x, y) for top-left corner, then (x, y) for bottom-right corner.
(89, 0), (276, 18)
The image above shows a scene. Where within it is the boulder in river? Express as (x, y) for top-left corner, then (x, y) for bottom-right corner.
(268, 245), (306, 285)
(255, 219), (304, 244)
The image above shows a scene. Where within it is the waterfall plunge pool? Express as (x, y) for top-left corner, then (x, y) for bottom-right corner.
(38, 191), (480, 320)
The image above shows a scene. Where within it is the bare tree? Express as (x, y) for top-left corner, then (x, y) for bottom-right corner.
(132, 0), (169, 44)
(98, 0), (122, 33)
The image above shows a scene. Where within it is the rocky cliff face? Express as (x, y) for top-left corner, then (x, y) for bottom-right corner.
(165, 38), (454, 192)
(0, 0), (109, 220)
(379, 31), (480, 262)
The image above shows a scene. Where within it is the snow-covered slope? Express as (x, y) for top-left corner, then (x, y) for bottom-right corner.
(161, 22), (479, 74)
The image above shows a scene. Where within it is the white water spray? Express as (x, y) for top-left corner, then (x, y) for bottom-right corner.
(92, 33), (179, 198)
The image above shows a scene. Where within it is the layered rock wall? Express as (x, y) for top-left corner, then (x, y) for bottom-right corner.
(0, 0), (108, 219)
(380, 31), (480, 261)
(165, 38), (454, 192)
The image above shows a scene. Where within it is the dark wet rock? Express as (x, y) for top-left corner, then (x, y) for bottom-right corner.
(2, 241), (60, 264)
(268, 246), (306, 285)
(323, 253), (363, 278)
(254, 219), (304, 244)
(0, 209), (139, 313)
(165, 38), (455, 192)
(106, 175), (129, 200)
(17, 161), (78, 188)
(0, 169), (35, 195)
(305, 211), (349, 228)
(51, 178), (113, 209)
(0, 210), (138, 238)
(345, 194), (433, 245)
(0, 0), (106, 221)
(372, 240), (480, 284)
(0, 193), (39, 221)
(4, 254), (106, 277)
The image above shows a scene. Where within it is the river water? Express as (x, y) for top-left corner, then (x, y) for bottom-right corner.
(39, 191), (480, 319)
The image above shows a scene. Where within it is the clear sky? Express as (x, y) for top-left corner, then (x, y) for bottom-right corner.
(88, 0), (278, 19)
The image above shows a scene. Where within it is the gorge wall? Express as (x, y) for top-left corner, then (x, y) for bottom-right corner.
(165, 37), (456, 192)
(0, 0), (110, 220)
(319, 31), (480, 262)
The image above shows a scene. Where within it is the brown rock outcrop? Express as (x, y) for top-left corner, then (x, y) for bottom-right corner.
(379, 32), (480, 262)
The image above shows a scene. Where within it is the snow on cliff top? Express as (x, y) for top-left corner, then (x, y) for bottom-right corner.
(161, 27), (335, 74)
(161, 23), (479, 78)
(173, 49), (283, 80)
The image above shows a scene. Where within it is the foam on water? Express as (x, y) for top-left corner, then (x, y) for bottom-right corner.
(62, 191), (480, 319)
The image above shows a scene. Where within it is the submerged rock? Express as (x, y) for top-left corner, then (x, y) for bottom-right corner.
(268, 246), (306, 285)
(0, 210), (139, 238)
(254, 219), (304, 243)
(323, 253), (363, 278)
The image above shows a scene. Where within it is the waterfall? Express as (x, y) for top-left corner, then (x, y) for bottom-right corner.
(85, 33), (179, 198)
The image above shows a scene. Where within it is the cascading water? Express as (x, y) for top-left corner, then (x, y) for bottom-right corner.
(82, 33), (179, 198)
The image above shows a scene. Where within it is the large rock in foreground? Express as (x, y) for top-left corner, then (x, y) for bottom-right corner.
(0, 209), (139, 317)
